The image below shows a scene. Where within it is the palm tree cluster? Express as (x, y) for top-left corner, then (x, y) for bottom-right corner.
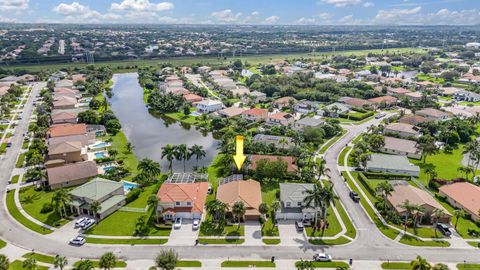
(206, 199), (228, 227)
(135, 158), (162, 186)
(161, 144), (206, 173)
(303, 182), (335, 231)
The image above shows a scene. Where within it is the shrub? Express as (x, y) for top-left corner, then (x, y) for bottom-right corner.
(40, 203), (53, 213)
(126, 188), (141, 203)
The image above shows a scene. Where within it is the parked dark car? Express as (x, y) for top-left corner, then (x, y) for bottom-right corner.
(295, 220), (304, 232)
(349, 191), (360, 202)
(436, 223), (451, 236)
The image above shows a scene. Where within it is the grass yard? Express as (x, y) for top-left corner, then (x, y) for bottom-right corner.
(335, 199), (356, 239)
(416, 73), (445, 84)
(19, 186), (70, 228)
(381, 262), (411, 269)
(308, 236), (351, 245)
(319, 129), (347, 154)
(125, 184), (160, 208)
(109, 131), (139, 179)
(176, 261), (202, 267)
(221, 261), (275, 268)
(10, 175), (20, 184)
(86, 237), (167, 245)
(199, 220), (245, 237)
(6, 190), (53, 235)
(261, 217), (279, 237)
(295, 261), (350, 268)
(438, 194), (480, 239)
(0, 239), (6, 249)
(73, 260), (127, 268)
(198, 238), (245, 245)
(15, 153), (25, 168)
(399, 235), (450, 247)
(467, 242), (480, 248)
(458, 264), (480, 270)
(392, 225), (440, 239)
(86, 210), (171, 236)
(305, 206), (342, 237)
(338, 146), (351, 166)
(8, 260), (49, 270)
(22, 253), (55, 264)
(262, 238), (281, 245)
(164, 111), (199, 125)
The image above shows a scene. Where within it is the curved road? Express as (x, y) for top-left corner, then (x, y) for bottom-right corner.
(0, 89), (479, 263)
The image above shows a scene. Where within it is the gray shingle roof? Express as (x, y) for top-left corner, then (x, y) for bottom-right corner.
(366, 154), (420, 173)
(280, 183), (314, 203)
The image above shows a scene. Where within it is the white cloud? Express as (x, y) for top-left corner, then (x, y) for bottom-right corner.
(53, 2), (91, 15)
(264, 15), (279, 24)
(251, 11), (259, 16)
(111, 0), (173, 12)
(319, 12), (334, 20)
(321, 0), (361, 7)
(363, 2), (374, 7)
(296, 17), (316, 25)
(0, 15), (16, 22)
(371, 7), (480, 25)
(373, 6), (422, 24)
(211, 9), (242, 23)
(0, 0), (29, 10)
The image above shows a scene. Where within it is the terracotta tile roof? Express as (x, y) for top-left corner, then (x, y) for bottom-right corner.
(399, 114), (431, 125)
(439, 182), (480, 217)
(217, 179), (262, 216)
(47, 161), (98, 185)
(342, 97), (371, 108)
(388, 87), (410, 95)
(157, 182), (209, 214)
(383, 136), (420, 155)
(51, 111), (77, 122)
(242, 108), (268, 116)
(218, 107), (245, 117)
(183, 93), (203, 102)
(49, 124), (86, 138)
(274, 96), (297, 106)
(249, 155), (297, 172)
(72, 74), (86, 83)
(48, 141), (82, 155)
(388, 185), (450, 215)
(268, 112), (292, 120)
(367, 95), (397, 104)
(416, 108), (451, 118)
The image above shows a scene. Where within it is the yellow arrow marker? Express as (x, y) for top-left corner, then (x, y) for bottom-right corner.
(233, 135), (246, 171)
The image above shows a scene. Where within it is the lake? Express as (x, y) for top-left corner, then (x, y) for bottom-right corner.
(109, 73), (219, 172)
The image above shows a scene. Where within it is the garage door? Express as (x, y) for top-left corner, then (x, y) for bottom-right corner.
(175, 212), (193, 219)
(276, 213), (303, 220)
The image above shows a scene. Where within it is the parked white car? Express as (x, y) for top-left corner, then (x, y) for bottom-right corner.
(69, 236), (86, 246)
(174, 217), (182, 229)
(81, 219), (96, 230)
(313, 253), (332, 262)
(192, 219), (200, 230)
(74, 217), (89, 228)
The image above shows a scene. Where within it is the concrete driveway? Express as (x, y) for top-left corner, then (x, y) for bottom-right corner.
(277, 220), (308, 246)
(244, 221), (263, 246)
(168, 219), (198, 246)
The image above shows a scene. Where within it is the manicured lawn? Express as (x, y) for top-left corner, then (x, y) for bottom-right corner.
(22, 252), (55, 264)
(0, 143), (7, 154)
(86, 210), (171, 236)
(86, 237), (167, 245)
(381, 262), (411, 269)
(416, 73), (445, 84)
(221, 261), (275, 268)
(164, 111), (199, 125)
(10, 175), (20, 184)
(8, 260), (49, 270)
(15, 153), (25, 168)
(319, 130), (347, 154)
(261, 218), (279, 237)
(0, 239), (6, 249)
(467, 242), (480, 248)
(6, 190), (53, 235)
(207, 154), (224, 190)
(308, 236), (351, 245)
(338, 146), (351, 166)
(176, 261), (202, 267)
(295, 261), (350, 268)
(199, 220), (245, 237)
(399, 235), (450, 247)
(19, 186), (69, 228)
(305, 206), (342, 237)
(436, 196), (480, 239)
(262, 238), (280, 245)
(21, 141), (29, 149)
(335, 199), (356, 239)
(73, 260), (127, 268)
(110, 131), (139, 179)
(125, 184), (160, 208)
(457, 264), (480, 270)
(198, 238), (245, 244)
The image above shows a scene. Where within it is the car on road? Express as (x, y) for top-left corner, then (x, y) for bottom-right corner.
(295, 220), (304, 232)
(75, 217), (89, 228)
(313, 253), (332, 262)
(349, 191), (360, 202)
(375, 112), (386, 119)
(437, 223), (451, 237)
(192, 219), (200, 230)
(69, 236), (86, 246)
(81, 219), (96, 230)
(174, 217), (182, 229)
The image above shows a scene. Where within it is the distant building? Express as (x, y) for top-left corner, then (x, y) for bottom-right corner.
(380, 136), (422, 159)
(242, 108), (268, 122)
(252, 134), (293, 149)
(416, 108), (451, 121)
(195, 99), (223, 113)
(366, 154), (420, 176)
(294, 116), (324, 130)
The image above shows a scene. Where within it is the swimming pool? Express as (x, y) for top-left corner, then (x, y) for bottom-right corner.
(123, 181), (139, 192)
(92, 142), (108, 149)
(94, 152), (106, 159)
(103, 166), (116, 171)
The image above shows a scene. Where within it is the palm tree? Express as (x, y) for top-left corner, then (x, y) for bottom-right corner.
(270, 201), (280, 223)
(161, 144), (176, 174)
(232, 201), (246, 225)
(107, 149), (118, 159)
(303, 182), (325, 227)
(54, 255), (68, 270)
(174, 144), (189, 172)
(432, 208), (446, 238)
(206, 199), (228, 224)
(90, 201), (102, 218)
(52, 189), (71, 218)
(0, 255), (9, 270)
(99, 252), (117, 270)
(155, 249), (178, 270)
(424, 165), (437, 181)
(74, 259), (94, 270)
(188, 144), (206, 166)
(138, 158), (161, 178)
(278, 137), (290, 149)
(457, 166), (474, 181)
(259, 203), (269, 219)
(147, 194), (159, 223)
(454, 209), (466, 230)
(296, 259), (314, 270)
(410, 255), (432, 270)
(376, 181), (394, 212)
(313, 158), (330, 180)
(398, 200), (415, 232)
(412, 204), (425, 228)
(125, 142), (134, 153)
(22, 257), (37, 270)
(102, 96), (109, 111)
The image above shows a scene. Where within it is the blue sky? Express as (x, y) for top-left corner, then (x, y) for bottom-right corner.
(0, 0), (479, 25)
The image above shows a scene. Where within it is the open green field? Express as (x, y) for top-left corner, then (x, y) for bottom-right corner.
(221, 261), (275, 268)
(2, 48), (424, 73)
(6, 190), (53, 235)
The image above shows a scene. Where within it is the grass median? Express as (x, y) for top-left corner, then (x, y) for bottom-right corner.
(381, 262), (411, 269)
(295, 261), (350, 269)
(221, 261), (275, 268)
(86, 237), (168, 245)
(177, 261), (202, 267)
(308, 236), (351, 245)
(6, 190), (53, 235)
(319, 130), (347, 154)
(198, 238), (245, 245)
(262, 238), (281, 245)
(73, 260), (127, 268)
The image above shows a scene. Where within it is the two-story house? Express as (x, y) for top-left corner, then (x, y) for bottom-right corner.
(266, 112), (295, 126)
(276, 183), (316, 221)
(195, 99), (223, 114)
(156, 182), (209, 221)
(241, 108), (268, 122)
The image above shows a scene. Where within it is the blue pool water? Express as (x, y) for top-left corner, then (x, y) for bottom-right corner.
(94, 152), (106, 159)
(103, 166), (115, 171)
(123, 181), (139, 191)
(92, 142), (107, 149)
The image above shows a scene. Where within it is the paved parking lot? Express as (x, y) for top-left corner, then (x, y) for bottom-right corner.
(277, 220), (308, 246)
(168, 219), (198, 246)
(244, 221), (263, 246)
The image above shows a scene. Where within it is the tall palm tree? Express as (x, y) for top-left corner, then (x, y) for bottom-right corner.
(206, 199), (228, 223)
(137, 158), (161, 178)
(102, 96), (109, 112)
(232, 201), (246, 226)
(259, 203), (269, 219)
(188, 144), (206, 166)
(398, 200), (415, 232)
(90, 201), (102, 218)
(432, 208), (446, 238)
(410, 255), (432, 270)
(313, 158), (331, 180)
(147, 194), (159, 223)
(22, 257), (37, 270)
(73, 259), (94, 270)
(376, 181), (394, 212)
(270, 201), (281, 222)
(99, 252), (117, 270)
(454, 209), (466, 230)
(161, 144), (176, 174)
(174, 144), (189, 172)
(54, 255), (68, 270)
(52, 189), (71, 218)
(303, 182), (325, 227)
(278, 137), (289, 149)
(155, 249), (178, 270)
(0, 254), (9, 270)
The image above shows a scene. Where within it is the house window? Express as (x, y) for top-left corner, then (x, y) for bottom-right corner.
(286, 202), (291, 207)
(187, 202), (192, 206)
(175, 202), (180, 206)
(297, 202), (302, 206)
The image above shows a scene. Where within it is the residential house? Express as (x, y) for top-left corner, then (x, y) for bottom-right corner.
(48, 141), (87, 163)
(156, 182), (209, 220)
(439, 182), (480, 221)
(72, 74), (86, 84)
(183, 93), (203, 104)
(294, 116), (324, 130)
(49, 124), (87, 138)
(380, 136), (422, 159)
(46, 161), (98, 189)
(366, 153), (420, 176)
(339, 97), (372, 109)
(53, 96), (77, 110)
(438, 87), (462, 96)
(416, 81), (438, 91)
(0, 86), (9, 97)
(217, 107), (245, 118)
(86, 125), (106, 137)
(273, 97), (297, 109)
(248, 155), (297, 173)
(293, 100), (321, 114)
(405, 92), (423, 102)
(399, 114), (431, 125)
(241, 108), (268, 122)
(367, 96), (398, 108)
(50, 111), (78, 125)
(217, 179), (262, 221)
(55, 79), (74, 89)
(266, 112), (295, 127)
(454, 90), (480, 102)
(252, 134), (293, 149)
(416, 108), (451, 121)
(230, 86), (250, 97)
(384, 123), (421, 138)
(276, 183), (316, 221)
(387, 87), (410, 97)
(387, 185), (451, 224)
(249, 91), (267, 103)
(195, 99), (223, 114)
(322, 102), (351, 118)
(69, 178), (126, 219)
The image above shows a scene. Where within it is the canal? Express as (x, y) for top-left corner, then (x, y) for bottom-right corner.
(109, 73), (219, 172)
